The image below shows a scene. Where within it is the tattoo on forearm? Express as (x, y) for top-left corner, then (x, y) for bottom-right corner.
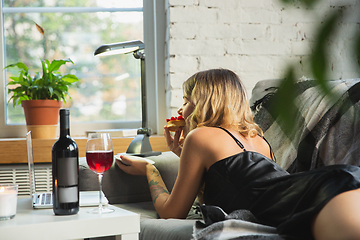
(151, 169), (160, 177)
(149, 179), (169, 203)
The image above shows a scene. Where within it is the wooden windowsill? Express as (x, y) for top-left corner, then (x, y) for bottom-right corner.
(0, 135), (169, 164)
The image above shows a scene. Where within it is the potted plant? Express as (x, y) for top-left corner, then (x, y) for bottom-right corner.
(5, 58), (79, 138)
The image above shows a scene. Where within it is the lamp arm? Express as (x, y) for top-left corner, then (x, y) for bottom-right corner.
(133, 50), (145, 60)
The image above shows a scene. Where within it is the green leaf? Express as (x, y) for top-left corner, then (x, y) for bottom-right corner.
(278, 0), (318, 8)
(7, 78), (21, 84)
(4, 62), (29, 72)
(355, 31), (360, 72)
(48, 59), (74, 73)
(20, 95), (29, 101)
(33, 72), (41, 81)
(62, 74), (79, 83)
(41, 59), (48, 81)
(311, 11), (340, 96)
(48, 86), (54, 97)
(270, 67), (298, 135)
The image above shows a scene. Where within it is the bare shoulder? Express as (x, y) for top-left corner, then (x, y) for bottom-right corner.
(183, 127), (223, 145)
(182, 127), (239, 166)
(182, 127), (223, 155)
(179, 127), (219, 170)
(248, 135), (273, 160)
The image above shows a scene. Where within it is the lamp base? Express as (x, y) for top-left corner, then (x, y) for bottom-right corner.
(126, 128), (161, 157)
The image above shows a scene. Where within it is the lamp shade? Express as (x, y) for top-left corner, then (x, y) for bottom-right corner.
(94, 40), (144, 56)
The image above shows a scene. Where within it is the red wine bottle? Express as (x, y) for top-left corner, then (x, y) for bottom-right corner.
(52, 108), (79, 215)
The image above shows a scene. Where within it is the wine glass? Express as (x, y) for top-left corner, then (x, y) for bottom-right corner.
(86, 133), (114, 214)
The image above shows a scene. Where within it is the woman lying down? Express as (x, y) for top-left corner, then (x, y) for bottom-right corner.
(116, 68), (360, 240)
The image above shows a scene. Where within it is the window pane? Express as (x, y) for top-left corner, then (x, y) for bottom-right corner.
(4, 0), (143, 8)
(4, 9), (143, 125)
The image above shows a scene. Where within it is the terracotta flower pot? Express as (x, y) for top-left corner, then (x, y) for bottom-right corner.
(21, 100), (63, 125)
(21, 100), (63, 139)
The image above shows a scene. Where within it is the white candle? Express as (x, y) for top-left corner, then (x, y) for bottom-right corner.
(0, 184), (18, 220)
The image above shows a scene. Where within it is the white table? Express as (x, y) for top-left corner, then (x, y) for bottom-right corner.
(0, 197), (140, 240)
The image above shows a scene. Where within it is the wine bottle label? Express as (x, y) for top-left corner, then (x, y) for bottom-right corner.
(57, 157), (78, 186)
(59, 186), (78, 203)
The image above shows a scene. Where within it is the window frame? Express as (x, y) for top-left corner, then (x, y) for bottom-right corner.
(0, 0), (165, 138)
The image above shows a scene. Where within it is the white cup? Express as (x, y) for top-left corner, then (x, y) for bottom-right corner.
(0, 184), (18, 220)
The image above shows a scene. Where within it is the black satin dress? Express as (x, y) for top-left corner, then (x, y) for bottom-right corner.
(203, 127), (360, 239)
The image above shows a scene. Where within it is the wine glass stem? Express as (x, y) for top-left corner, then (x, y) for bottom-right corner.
(98, 173), (104, 213)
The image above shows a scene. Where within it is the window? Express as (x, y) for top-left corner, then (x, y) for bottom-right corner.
(0, 0), (165, 138)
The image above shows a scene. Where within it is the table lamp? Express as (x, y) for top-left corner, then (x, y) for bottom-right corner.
(94, 40), (161, 157)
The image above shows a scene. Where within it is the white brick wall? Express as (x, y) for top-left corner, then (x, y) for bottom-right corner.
(165, 0), (360, 117)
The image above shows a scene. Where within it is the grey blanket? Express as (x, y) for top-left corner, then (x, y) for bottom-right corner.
(193, 205), (284, 240)
(250, 78), (360, 172)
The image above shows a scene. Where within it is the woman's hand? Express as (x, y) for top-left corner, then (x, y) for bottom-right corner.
(164, 125), (184, 157)
(115, 155), (153, 176)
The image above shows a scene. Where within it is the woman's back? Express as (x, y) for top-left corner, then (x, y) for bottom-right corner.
(186, 126), (273, 171)
(201, 127), (288, 213)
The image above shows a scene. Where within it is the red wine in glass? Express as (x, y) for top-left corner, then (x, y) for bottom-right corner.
(86, 133), (114, 214)
(86, 151), (114, 174)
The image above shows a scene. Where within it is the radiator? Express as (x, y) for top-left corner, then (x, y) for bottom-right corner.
(0, 164), (52, 196)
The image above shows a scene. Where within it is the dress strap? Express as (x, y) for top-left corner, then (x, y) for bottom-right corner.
(261, 136), (276, 162)
(217, 126), (246, 150)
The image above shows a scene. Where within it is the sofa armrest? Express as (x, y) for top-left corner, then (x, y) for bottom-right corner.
(79, 151), (180, 204)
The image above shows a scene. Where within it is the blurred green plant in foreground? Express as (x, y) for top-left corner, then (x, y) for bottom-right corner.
(274, 0), (360, 134)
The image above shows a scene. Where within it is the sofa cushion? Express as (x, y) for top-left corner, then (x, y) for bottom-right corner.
(115, 201), (158, 219)
(140, 217), (196, 240)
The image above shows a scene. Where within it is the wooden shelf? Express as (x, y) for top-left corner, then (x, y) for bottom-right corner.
(0, 135), (169, 164)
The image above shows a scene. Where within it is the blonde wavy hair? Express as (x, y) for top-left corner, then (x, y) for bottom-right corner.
(183, 69), (263, 137)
